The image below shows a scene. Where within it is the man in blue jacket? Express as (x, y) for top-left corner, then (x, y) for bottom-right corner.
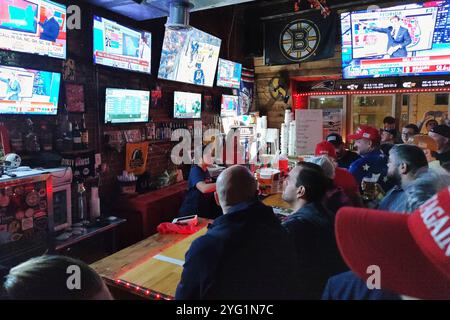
(363, 15), (412, 58)
(35, 8), (60, 42)
(348, 125), (394, 193)
(281, 162), (347, 299)
(175, 165), (300, 300)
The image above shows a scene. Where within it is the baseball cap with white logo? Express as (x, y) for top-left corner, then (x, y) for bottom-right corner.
(347, 125), (381, 143)
(336, 186), (450, 299)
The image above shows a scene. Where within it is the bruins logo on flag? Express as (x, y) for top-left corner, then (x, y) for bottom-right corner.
(279, 19), (320, 62)
(265, 11), (337, 65)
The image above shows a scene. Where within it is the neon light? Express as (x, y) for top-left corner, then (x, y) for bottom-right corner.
(296, 87), (450, 96)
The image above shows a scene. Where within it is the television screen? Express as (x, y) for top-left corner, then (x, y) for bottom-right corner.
(158, 27), (221, 87)
(221, 94), (239, 117)
(341, 1), (450, 79)
(0, 65), (61, 115)
(0, 0), (67, 59)
(104, 88), (150, 124)
(93, 16), (152, 74)
(173, 91), (201, 119)
(216, 59), (242, 89)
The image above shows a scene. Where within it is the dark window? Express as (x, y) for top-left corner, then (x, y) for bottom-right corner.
(402, 95), (409, 106)
(435, 93), (449, 105)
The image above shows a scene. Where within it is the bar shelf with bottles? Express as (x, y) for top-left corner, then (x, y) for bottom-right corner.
(144, 116), (221, 143)
(54, 106), (89, 153)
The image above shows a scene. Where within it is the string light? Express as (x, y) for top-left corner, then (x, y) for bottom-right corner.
(294, 87), (450, 97)
(114, 279), (171, 300)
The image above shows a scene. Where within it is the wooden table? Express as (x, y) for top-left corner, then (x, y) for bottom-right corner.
(262, 193), (290, 209)
(91, 197), (289, 300)
(90, 218), (211, 300)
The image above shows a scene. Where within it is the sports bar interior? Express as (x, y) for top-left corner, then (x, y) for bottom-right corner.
(0, 0), (449, 301)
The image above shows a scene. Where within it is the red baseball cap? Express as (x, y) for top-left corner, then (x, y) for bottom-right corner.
(336, 187), (450, 299)
(315, 141), (337, 159)
(347, 125), (381, 143)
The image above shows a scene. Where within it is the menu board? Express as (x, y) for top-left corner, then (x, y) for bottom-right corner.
(296, 109), (323, 155)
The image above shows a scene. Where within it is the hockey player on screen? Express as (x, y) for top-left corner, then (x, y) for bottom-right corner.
(193, 63), (205, 85)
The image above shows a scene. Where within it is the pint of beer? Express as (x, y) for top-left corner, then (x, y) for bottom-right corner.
(362, 174), (380, 201)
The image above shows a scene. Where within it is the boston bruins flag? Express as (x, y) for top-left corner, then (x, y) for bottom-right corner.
(264, 11), (338, 65)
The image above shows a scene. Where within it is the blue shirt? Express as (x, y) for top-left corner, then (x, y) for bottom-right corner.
(378, 185), (407, 212)
(282, 202), (347, 299)
(178, 166), (221, 219)
(39, 17), (60, 42)
(193, 69), (204, 85)
(179, 165), (208, 216)
(175, 201), (301, 300)
(349, 149), (393, 192)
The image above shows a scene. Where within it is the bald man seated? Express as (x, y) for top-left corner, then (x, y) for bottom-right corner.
(175, 165), (301, 300)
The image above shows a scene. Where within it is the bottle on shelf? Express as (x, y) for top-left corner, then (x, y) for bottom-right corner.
(9, 120), (24, 153)
(54, 117), (63, 151)
(63, 121), (73, 151)
(72, 121), (82, 150)
(75, 181), (88, 223)
(80, 114), (88, 149)
(90, 185), (101, 223)
(24, 118), (40, 153)
(40, 123), (53, 152)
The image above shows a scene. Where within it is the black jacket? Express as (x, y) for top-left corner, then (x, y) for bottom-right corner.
(175, 201), (301, 300)
(282, 202), (348, 299)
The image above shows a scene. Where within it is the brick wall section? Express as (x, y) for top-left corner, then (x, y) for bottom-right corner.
(0, 1), (248, 204)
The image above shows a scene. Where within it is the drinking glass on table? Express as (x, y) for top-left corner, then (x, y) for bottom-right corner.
(361, 176), (378, 201)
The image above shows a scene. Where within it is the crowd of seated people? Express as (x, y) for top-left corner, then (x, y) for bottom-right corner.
(1, 120), (449, 300)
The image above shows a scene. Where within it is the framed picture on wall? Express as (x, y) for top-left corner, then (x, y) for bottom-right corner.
(204, 95), (213, 111)
(65, 83), (85, 113)
(151, 88), (162, 108)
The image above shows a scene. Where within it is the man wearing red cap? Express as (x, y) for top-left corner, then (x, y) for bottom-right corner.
(315, 141), (363, 207)
(347, 125), (393, 192)
(332, 186), (450, 299)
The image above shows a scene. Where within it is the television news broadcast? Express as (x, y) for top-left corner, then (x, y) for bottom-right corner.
(341, 0), (450, 79)
(0, 65), (61, 115)
(216, 58), (242, 89)
(0, 0), (67, 59)
(93, 15), (152, 74)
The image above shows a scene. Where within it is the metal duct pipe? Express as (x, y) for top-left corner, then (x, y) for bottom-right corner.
(166, 1), (193, 30)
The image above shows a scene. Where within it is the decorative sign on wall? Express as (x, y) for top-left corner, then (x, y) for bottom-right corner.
(61, 150), (95, 180)
(62, 59), (76, 82)
(151, 88), (162, 108)
(204, 95), (213, 111)
(239, 67), (255, 114)
(125, 142), (149, 175)
(65, 83), (85, 113)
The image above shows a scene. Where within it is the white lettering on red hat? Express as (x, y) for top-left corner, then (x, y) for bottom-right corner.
(420, 195), (450, 256)
(363, 133), (371, 138)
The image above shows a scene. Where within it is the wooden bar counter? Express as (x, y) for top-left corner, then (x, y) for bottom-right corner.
(90, 195), (289, 300)
(90, 218), (211, 300)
